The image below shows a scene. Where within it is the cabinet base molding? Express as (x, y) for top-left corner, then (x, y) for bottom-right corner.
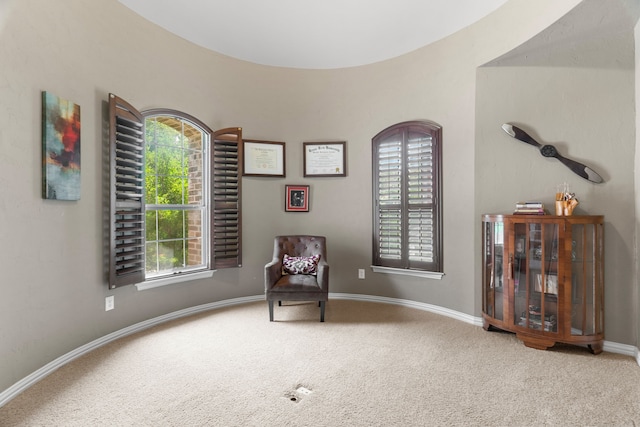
(484, 317), (604, 354)
(483, 315), (605, 354)
(516, 333), (556, 351)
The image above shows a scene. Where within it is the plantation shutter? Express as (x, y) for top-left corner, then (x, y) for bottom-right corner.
(406, 131), (435, 269)
(372, 121), (442, 272)
(108, 94), (145, 289)
(211, 127), (243, 269)
(374, 131), (403, 268)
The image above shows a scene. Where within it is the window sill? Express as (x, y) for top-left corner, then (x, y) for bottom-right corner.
(371, 266), (444, 280)
(136, 270), (215, 291)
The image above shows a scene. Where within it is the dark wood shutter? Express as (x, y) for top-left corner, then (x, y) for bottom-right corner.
(211, 127), (243, 269)
(372, 121), (442, 272)
(108, 94), (145, 288)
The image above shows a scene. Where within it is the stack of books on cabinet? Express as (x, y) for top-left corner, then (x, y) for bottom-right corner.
(519, 305), (557, 332)
(513, 201), (545, 215)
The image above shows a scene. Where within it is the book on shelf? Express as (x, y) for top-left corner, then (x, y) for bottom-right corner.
(520, 309), (557, 331)
(515, 201), (543, 208)
(513, 209), (545, 215)
(513, 201), (545, 215)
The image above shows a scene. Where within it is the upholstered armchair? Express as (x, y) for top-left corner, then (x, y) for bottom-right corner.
(265, 235), (329, 322)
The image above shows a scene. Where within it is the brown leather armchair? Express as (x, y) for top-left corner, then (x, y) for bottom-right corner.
(265, 236), (329, 322)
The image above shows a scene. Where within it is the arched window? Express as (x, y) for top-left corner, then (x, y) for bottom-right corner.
(143, 111), (210, 277)
(372, 120), (442, 274)
(108, 95), (242, 289)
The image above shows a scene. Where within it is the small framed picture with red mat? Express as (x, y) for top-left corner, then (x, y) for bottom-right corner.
(285, 185), (309, 212)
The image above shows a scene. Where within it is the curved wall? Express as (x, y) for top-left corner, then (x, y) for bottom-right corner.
(1, 0), (614, 395)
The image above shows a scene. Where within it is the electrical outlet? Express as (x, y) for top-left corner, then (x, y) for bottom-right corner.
(105, 295), (114, 311)
(358, 269), (365, 279)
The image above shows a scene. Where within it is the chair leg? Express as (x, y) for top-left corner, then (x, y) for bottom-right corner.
(320, 301), (325, 322)
(268, 301), (274, 321)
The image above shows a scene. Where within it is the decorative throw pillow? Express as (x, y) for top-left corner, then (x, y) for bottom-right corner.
(282, 254), (320, 275)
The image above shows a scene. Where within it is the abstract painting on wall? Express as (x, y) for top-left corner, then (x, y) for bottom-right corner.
(42, 91), (81, 200)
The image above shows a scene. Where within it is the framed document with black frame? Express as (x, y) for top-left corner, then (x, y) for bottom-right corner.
(303, 141), (346, 177)
(243, 139), (286, 177)
(285, 185), (309, 212)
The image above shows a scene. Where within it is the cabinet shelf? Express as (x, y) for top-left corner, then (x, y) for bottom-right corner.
(482, 214), (604, 353)
(519, 317), (557, 332)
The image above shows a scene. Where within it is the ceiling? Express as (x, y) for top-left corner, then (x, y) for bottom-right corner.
(119, 0), (508, 69)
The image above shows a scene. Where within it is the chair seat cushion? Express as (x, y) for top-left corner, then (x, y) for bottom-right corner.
(271, 274), (322, 292)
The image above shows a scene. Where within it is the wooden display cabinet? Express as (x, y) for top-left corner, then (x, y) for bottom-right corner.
(482, 214), (604, 354)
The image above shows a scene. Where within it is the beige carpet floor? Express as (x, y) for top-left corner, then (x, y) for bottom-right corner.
(1, 300), (639, 426)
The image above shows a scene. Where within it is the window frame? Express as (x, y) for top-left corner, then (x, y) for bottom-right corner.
(371, 120), (443, 275)
(142, 109), (212, 279)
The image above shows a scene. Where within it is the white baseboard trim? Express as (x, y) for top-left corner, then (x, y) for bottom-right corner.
(1, 293), (638, 408)
(602, 340), (640, 359)
(330, 293), (639, 359)
(0, 295), (263, 408)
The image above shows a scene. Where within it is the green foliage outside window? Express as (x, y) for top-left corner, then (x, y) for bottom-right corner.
(145, 119), (190, 273)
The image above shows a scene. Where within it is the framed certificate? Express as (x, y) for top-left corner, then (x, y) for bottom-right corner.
(303, 141), (346, 177)
(243, 139), (286, 177)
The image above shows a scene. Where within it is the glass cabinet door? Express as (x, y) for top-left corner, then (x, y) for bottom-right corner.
(570, 223), (604, 337)
(482, 221), (504, 321)
(514, 221), (559, 333)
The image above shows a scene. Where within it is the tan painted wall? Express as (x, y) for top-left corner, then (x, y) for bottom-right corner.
(635, 12), (640, 357)
(476, 0), (639, 346)
(6, 0), (633, 396)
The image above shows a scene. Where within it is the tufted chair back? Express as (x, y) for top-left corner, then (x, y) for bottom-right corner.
(264, 235), (329, 322)
(273, 235), (326, 260)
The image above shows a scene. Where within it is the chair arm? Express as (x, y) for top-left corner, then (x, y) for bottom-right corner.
(316, 261), (329, 291)
(264, 258), (282, 291)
